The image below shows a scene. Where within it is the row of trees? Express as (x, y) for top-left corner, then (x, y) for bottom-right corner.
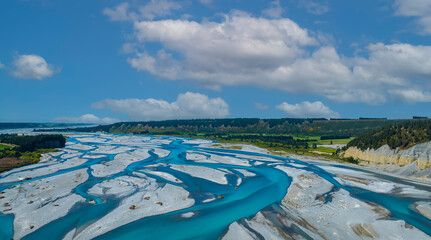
(48, 118), (416, 138)
(207, 134), (309, 149)
(320, 135), (350, 140)
(0, 134), (66, 152)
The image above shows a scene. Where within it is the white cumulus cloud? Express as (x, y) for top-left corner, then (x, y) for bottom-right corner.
(53, 114), (119, 124)
(276, 101), (340, 119)
(394, 0), (431, 34)
(262, 0), (284, 18)
(103, 0), (181, 22)
(298, 0), (330, 15)
(129, 11), (317, 86)
(389, 89), (431, 103)
(108, 8), (431, 104)
(348, 43), (431, 103)
(11, 54), (58, 80)
(92, 92), (229, 121)
(139, 0), (181, 20)
(103, 2), (133, 21)
(0, 61), (5, 69)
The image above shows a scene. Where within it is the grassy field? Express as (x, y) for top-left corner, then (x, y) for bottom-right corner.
(0, 143), (13, 150)
(0, 148), (58, 173)
(181, 133), (361, 164)
(212, 140), (359, 164)
(313, 146), (337, 153)
(315, 137), (354, 145)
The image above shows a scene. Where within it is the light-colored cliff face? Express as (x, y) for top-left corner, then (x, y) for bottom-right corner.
(344, 142), (431, 170)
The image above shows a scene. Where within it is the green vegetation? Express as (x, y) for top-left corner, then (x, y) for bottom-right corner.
(0, 134), (66, 151)
(44, 117), (424, 165)
(314, 146), (337, 154)
(18, 148), (59, 161)
(46, 118), (416, 138)
(0, 134), (66, 172)
(0, 150), (60, 173)
(320, 135), (351, 140)
(316, 137), (354, 145)
(196, 133), (310, 151)
(188, 133), (359, 164)
(345, 157), (360, 164)
(0, 143), (13, 150)
(347, 120), (431, 150)
(40, 117), (431, 165)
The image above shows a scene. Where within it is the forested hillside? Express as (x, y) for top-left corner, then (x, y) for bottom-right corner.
(48, 118), (413, 137)
(346, 120), (431, 150)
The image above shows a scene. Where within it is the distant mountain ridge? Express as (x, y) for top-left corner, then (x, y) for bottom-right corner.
(0, 123), (85, 130)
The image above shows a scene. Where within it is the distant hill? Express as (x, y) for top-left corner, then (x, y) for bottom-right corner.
(346, 120), (431, 150)
(0, 123), (85, 130)
(48, 118), (419, 138)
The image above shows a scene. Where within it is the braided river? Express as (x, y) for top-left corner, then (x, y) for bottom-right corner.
(0, 133), (430, 239)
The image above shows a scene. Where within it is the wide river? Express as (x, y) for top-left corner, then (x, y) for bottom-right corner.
(0, 133), (430, 239)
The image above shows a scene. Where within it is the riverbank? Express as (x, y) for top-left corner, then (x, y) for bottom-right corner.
(0, 133), (66, 173)
(190, 140), (431, 239)
(185, 135), (356, 161)
(202, 141), (350, 165)
(0, 148), (58, 173)
(343, 144), (431, 182)
(202, 141), (431, 184)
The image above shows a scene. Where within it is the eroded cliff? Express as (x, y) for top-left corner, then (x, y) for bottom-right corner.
(343, 142), (431, 170)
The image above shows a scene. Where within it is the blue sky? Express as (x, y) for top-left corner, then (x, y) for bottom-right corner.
(1, 0), (431, 123)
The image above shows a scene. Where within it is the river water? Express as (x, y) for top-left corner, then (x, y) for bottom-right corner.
(0, 133), (430, 239)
